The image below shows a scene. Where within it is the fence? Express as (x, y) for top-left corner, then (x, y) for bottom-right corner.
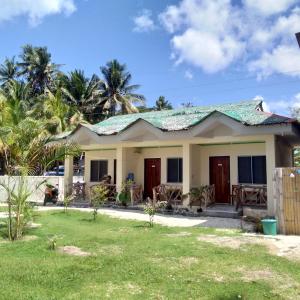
(274, 168), (300, 235)
(0, 176), (64, 204)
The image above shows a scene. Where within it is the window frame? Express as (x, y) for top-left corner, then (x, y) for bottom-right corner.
(167, 157), (183, 183)
(238, 155), (267, 185)
(90, 160), (108, 182)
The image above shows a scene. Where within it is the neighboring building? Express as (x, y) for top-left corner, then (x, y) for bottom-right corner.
(64, 100), (300, 216)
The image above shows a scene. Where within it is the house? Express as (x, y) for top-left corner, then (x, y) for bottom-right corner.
(64, 100), (300, 216)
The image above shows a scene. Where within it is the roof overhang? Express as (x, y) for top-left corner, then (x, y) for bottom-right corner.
(65, 113), (300, 145)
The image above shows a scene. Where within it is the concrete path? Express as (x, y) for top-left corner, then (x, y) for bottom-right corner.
(37, 206), (245, 229)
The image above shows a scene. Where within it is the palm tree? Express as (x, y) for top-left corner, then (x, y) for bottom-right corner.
(43, 88), (84, 134)
(154, 96), (173, 111)
(99, 60), (145, 116)
(18, 45), (60, 95)
(0, 81), (31, 126)
(59, 69), (101, 121)
(0, 57), (18, 88)
(0, 116), (79, 240)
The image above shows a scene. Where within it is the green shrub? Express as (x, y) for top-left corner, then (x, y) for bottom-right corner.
(90, 185), (109, 220)
(144, 200), (167, 227)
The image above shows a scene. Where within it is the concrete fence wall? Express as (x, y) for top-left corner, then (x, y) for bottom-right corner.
(0, 176), (64, 203)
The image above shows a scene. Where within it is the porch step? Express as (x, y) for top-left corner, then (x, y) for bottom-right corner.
(201, 205), (242, 219)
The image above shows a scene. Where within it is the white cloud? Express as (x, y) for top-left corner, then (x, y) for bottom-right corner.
(159, 0), (300, 77)
(261, 93), (300, 115)
(0, 0), (76, 26)
(133, 9), (155, 33)
(248, 45), (300, 78)
(172, 29), (244, 73)
(184, 69), (193, 79)
(243, 0), (297, 16)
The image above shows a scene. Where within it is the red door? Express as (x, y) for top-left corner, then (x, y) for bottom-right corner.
(144, 158), (161, 199)
(209, 156), (230, 203)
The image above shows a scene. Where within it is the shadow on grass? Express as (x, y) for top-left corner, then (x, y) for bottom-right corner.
(132, 222), (151, 228)
(80, 218), (94, 222)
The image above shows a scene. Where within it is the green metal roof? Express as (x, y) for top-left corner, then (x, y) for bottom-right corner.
(82, 100), (294, 136)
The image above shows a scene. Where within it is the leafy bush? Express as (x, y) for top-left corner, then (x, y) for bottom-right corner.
(117, 181), (132, 206)
(47, 235), (62, 250)
(63, 195), (74, 213)
(144, 200), (167, 227)
(90, 185), (109, 220)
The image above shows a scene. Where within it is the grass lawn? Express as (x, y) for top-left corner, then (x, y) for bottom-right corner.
(0, 210), (299, 300)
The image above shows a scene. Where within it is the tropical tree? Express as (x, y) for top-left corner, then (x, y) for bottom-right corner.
(18, 45), (60, 95)
(0, 57), (18, 88)
(154, 96), (173, 111)
(0, 81), (31, 126)
(0, 117), (79, 240)
(42, 88), (84, 134)
(99, 59), (145, 116)
(59, 69), (101, 121)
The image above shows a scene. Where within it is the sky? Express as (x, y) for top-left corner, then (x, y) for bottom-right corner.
(1, 0), (300, 116)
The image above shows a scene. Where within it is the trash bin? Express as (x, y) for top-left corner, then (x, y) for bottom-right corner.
(261, 219), (277, 235)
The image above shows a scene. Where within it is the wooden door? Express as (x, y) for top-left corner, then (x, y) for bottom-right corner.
(209, 156), (230, 203)
(144, 158), (161, 199)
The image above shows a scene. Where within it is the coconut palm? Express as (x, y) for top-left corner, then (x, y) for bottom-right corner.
(0, 81), (31, 126)
(43, 88), (84, 134)
(99, 60), (145, 116)
(0, 57), (18, 88)
(0, 116), (79, 240)
(59, 69), (101, 120)
(154, 96), (173, 111)
(18, 45), (60, 95)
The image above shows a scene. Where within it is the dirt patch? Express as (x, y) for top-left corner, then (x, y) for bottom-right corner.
(197, 234), (300, 261)
(26, 222), (42, 229)
(165, 232), (192, 237)
(59, 246), (91, 256)
(179, 256), (198, 268)
(22, 235), (38, 241)
(197, 235), (247, 249)
(98, 245), (123, 256)
(239, 267), (300, 299)
(105, 282), (142, 297)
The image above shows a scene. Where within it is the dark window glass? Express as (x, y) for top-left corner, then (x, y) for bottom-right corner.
(238, 157), (252, 184)
(252, 156), (267, 184)
(167, 158), (183, 183)
(238, 156), (267, 184)
(90, 160), (108, 182)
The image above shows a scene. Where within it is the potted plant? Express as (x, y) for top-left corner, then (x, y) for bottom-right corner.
(117, 181), (131, 206)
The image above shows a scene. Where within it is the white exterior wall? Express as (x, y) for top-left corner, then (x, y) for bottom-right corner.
(0, 176), (64, 203)
(84, 149), (116, 190)
(198, 142), (266, 186)
(76, 134), (277, 214)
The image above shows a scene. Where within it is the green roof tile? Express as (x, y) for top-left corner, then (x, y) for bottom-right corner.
(83, 100), (294, 136)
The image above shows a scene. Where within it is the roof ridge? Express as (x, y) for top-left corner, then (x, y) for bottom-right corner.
(95, 99), (262, 125)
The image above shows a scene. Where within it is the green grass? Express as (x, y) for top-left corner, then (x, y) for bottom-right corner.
(0, 210), (299, 300)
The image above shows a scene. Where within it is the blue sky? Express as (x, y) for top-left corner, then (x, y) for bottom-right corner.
(1, 0), (300, 115)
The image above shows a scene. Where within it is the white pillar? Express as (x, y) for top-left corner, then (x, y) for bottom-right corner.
(266, 135), (276, 216)
(116, 147), (126, 193)
(182, 143), (192, 207)
(64, 155), (73, 197)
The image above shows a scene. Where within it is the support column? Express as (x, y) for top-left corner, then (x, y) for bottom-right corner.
(64, 155), (73, 197)
(116, 147), (126, 193)
(182, 143), (192, 207)
(266, 135), (276, 216)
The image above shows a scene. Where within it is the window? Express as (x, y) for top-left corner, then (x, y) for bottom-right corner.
(167, 158), (182, 183)
(238, 156), (266, 184)
(90, 160), (108, 182)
